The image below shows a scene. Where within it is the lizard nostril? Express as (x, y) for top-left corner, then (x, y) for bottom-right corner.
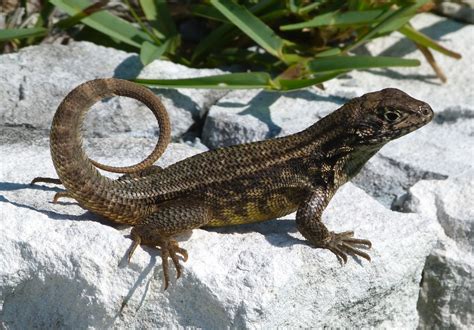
(420, 105), (432, 117)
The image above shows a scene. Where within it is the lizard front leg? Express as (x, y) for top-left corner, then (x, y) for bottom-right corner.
(128, 199), (212, 290)
(296, 188), (372, 263)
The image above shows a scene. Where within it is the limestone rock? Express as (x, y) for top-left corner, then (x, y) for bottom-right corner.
(0, 41), (225, 139)
(402, 172), (474, 328)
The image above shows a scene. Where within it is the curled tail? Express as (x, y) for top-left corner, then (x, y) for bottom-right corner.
(50, 78), (170, 222)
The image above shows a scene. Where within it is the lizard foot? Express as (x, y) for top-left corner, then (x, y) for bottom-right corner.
(52, 191), (72, 203)
(324, 231), (372, 264)
(128, 231), (188, 290)
(30, 178), (71, 203)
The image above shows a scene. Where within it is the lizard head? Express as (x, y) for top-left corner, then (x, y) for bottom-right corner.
(346, 88), (433, 146)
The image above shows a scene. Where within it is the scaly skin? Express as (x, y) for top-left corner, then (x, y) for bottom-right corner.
(32, 78), (434, 289)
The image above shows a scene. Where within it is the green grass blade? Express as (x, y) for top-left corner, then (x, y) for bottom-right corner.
(190, 4), (228, 22)
(54, 0), (107, 29)
(210, 0), (286, 59)
(36, 1), (55, 28)
(0, 28), (48, 41)
(140, 40), (169, 65)
(399, 24), (461, 59)
(307, 55), (420, 73)
(315, 48), (341, 57)
(133, 72), (274, 89)
(138, 0), (164, 39)
(191, 23), (235, 62)
(134, 71), (345, 91)
(192, 0), (280, 62)
(278, 71), (347, 91)
(345, 0), (430, 52)
(139, 0), (177, 38)
(51, 0), (153, 48)
(280, 9), (385, 31)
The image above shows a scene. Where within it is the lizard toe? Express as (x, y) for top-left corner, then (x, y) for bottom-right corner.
(326, 231), (372, 263)
(30, 177), (63, 186)
(52, 191), (71, 203)
(159, 239), (187, 289)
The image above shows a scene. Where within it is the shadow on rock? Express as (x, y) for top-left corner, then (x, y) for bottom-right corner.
(380, 18), (464, 58)
(113, 55), (143, 80)
(205, 218), (305, 248)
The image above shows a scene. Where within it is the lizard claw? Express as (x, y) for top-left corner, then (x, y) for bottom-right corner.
(159, 239), (188, 290)
(127, 230), (187, 290)
(325, 231), (372, 264)
(52, 191), (71, 203)
(30, 177), (71, 203)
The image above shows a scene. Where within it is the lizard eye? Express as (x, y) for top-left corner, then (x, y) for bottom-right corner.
(379, 108), (401, 122)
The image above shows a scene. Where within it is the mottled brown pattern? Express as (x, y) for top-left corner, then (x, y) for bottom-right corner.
(33, 79), (434, 289)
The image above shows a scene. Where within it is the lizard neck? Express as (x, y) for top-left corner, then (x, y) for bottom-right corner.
(341, 145), (382, 179)
(299, 109), (383, 188)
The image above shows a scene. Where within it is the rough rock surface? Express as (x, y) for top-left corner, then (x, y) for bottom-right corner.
(403, 172), (474, 328)
(0, 128), (439, 327)
(436, 0), (474, 23)
(0, 41), (226, 139)
(0, 12), (471, 329)
(202, 89), (345, 148)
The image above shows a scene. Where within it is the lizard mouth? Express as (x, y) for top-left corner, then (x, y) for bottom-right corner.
(367, 118), (432, 144)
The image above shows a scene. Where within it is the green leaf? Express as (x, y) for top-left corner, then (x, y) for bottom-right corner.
(307, 55), (420, 73)
(210, 0), (287, 59)
(134, 71), (345, 91)
(0, 28), (48, 42)
(133, 72), (274, 89)
(190, 4), (228, 22)
(54, 0), (107, 29)
(192, 24), (236, 62)
(315, 48), (341, 57)
(280, 9), (386, 31)
(140, 40), (169, 65)
(278, 71), (347, 91)
(399, 24), (461, 59)
(192, 0), (281, 63)
(51, 0), (153, 48)
(139, 0), (177, 38)
(345, 0), (430, 52)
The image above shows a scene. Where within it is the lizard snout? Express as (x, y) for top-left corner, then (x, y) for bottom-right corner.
(419, 104), (434, 122)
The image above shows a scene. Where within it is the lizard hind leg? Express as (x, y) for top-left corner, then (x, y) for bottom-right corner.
(128, 228), (188, 290)
(127, 200), (212, 290)
(30, 178), (73, 203)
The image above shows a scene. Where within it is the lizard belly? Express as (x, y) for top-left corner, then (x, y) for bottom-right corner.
(206, 188), (305, 227)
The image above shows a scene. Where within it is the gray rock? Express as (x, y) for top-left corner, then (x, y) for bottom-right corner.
(202, 88), (344, 148)
(0, 41), (226, 139)
(0, 129), (439, 326)
(353, 115), (473, 208)
(402, 172), (474, 328)
(436, 0), (474, 24)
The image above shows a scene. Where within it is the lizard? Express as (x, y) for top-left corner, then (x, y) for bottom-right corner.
(31, 78), (434, 289)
